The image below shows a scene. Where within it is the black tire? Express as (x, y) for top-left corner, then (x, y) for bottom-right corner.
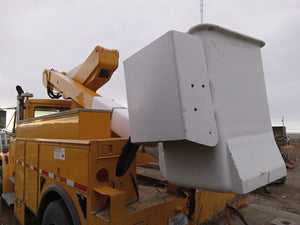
(0, 165), (2, 194)
(41, 199), (73, 225)
(0, 178), (2, 195)
(0, 165), (3, 179)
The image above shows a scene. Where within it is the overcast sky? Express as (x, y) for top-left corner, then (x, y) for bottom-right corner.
(0, 0), (299, 132)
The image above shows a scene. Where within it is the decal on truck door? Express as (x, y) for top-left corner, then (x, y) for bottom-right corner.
(54, 147), (65, 160)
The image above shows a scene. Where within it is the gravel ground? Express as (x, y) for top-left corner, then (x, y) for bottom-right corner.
(203, 160), (300, 225)
(0, 197), (21, 225)
(250, 161), (300, 215)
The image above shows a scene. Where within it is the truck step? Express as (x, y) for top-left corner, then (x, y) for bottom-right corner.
(1, 192), (15, 207)
(95, 208), (111, 222)
(9, 176), (15, 183)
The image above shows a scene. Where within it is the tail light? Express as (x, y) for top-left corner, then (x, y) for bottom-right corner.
(96, 168), (108, 183)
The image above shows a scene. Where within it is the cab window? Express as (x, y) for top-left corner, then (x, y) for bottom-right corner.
(34, 107), (69, 118)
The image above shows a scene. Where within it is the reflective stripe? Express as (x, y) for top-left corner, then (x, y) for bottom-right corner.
(16, 160), (87, 192)
(48, 172), (55, 179)
(67, 179), (74, 187)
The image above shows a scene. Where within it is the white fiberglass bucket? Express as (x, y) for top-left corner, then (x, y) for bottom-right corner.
(123, 24), (286, 194)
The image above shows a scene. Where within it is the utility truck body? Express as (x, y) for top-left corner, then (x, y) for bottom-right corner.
(1, 24), (285, 225)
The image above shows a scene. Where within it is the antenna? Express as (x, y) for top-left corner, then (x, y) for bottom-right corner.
(282, 116), (285, 127)
(200, 0), (204, 24)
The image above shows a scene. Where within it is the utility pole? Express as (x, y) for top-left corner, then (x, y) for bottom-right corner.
(200, 0), (204, 24)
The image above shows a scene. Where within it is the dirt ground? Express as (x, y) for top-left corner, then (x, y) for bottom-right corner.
(204, 160), (300, 225)
(250, 161), (300, 215)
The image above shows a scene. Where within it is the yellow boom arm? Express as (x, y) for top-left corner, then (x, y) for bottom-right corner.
(42, 46), (119, 108)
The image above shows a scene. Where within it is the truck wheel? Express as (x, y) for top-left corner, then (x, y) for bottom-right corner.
(41, 199), (73, 225)
(0, 178), (2, 195)
(0, 165), (2, 179)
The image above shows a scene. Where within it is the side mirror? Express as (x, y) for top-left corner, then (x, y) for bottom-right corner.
(0, 110), (6, 129)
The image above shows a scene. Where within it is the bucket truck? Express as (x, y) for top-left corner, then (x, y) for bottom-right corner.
(1, 24), (285, 225)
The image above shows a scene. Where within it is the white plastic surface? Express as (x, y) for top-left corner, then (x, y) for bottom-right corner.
(123, 24), (286, 194)
(111, 108), (130, 138)
(124, 31), (218, 147)
(92, 96), (129, 137)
